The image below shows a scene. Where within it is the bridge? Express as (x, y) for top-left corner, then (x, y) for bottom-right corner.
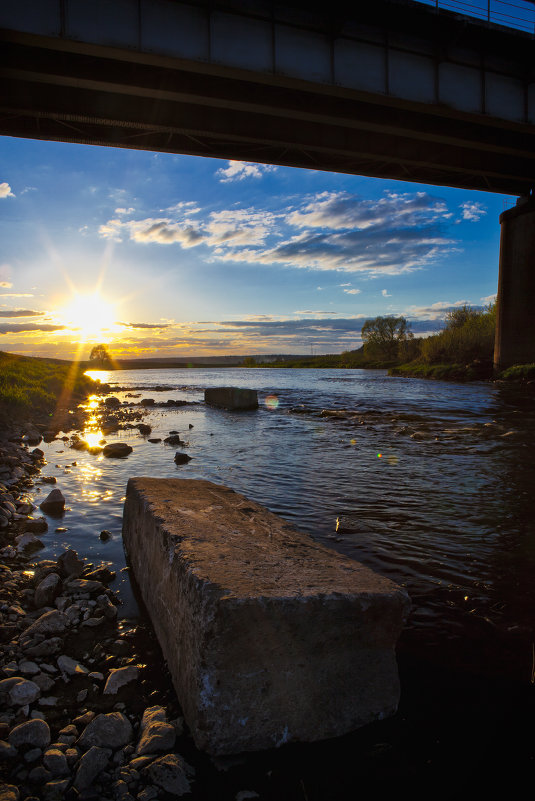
(1, 0), (534, 368)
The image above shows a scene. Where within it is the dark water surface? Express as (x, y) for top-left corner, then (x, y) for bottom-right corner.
(34, 367), (535, 789)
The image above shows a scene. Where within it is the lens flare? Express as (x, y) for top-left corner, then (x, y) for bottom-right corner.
(265, 394), (279, 410)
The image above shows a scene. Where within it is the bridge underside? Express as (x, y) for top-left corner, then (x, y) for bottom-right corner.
(1, 24), (534, 195)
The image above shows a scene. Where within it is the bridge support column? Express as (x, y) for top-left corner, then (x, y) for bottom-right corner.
(494, 196), (535, 372)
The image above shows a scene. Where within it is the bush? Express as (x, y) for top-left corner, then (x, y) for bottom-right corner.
(419, 304), (496, 365)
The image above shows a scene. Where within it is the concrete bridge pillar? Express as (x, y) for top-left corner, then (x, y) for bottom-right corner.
(494, 196), (535, 372)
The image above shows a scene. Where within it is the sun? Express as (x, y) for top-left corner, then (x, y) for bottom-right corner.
(60, 291), (117, 340)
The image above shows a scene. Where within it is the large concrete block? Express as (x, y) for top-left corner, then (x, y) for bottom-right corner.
(204, 387), (258, 410)
(122, 478), (410, 755)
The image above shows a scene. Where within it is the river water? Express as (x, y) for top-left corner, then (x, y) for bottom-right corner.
(33, 367), (535, 788)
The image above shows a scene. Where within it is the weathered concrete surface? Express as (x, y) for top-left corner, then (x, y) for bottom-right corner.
(122, 477), (410, 755)
(204, 387), (258, 411)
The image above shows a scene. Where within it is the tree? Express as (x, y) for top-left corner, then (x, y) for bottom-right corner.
(444, 304), (480, 330)
(89, 344), (112, 364)
(361, 316), (412, 361)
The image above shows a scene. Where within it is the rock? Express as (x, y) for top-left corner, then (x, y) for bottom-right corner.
(7, 679), (41, 706)
(0, 740), (18, 760)
(147, 439), (161, 444)
(18, 661), (39, 676)
(57, 655), (89, 676)
(123, 477), (410, 755)
(15, 533), (44, 553)
(84, 565), (115, 582)
(56, 549), (84, 577)
(64, 578), (104, 594)
(140, 399), (154, 406)
(32, 673), (55, 692)
(99, 529), (112, 541)
(103, 666), (139, 695)
(77, 712), (133, 750)
(104, 396), (121, 408)
(205, 387), (258, 411)
(103, 443), (132, 458)
(137, 424), (152, 435)
(141, 754), (192, 796)
(43, 748), (69, 776)
(0, 785), (19, 801)
(73, 745), (111, 790)
(24, 638), (63, 658)
(174, 453), (192, 465)
(39, 490), (66, 515)
(164, 435), (183, 446)
(34, 574), (62, 608)
(23, 611), (69, 639)
(42, 778), (71, 800)
(24, 747), (42, 763)
(9, 719), (50, 749)
(136, 707), (175, 755)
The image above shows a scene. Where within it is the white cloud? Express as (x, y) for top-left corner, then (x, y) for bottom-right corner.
(215, 161), (277, 183)
(0, 182), (15, 199)
(115, 207), (135, 215)
(481, 293), (497, 304)
(459, 201), (486, 222)
(406, 299), (474, 320)
(381, 289), (392, 297)
(99, 188), (459, 277)
(0, 282), (12, 288)
(344, 288), (361, 295)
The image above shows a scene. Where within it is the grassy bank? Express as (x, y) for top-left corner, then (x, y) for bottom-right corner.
(0, 351), (96, 425)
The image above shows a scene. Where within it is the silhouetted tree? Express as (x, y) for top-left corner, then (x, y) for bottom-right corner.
(89, 344), (112, 364)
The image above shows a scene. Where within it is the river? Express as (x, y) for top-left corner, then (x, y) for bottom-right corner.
(34, 367), (535, 789)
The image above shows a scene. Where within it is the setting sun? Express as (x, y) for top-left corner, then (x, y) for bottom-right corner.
(59, 291), (117, 340)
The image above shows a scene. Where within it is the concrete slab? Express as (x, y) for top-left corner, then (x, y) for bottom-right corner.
(122, 477), (410, 755)
(204, 387), (258, 410)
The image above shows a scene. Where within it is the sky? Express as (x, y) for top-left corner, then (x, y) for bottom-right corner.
(0, 135), (512, 360)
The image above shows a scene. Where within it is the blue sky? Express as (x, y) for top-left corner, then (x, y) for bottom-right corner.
(0, 135), (511, 359)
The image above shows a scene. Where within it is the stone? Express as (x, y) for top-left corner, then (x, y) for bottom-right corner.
(20, 518), (47, 534)
(56, 549), (84, 577)
(39, 490), (66, 515)
(103, 666), (139, 695)
(140, 399), (154, 406)
(141, 754), (191, 796)
(23, 611), (69, 639)
(43, 747), (69, 776)
(163, 435), (183, 446)
(42, 778), (70, 800)
(74, 746), (111, 790)
(137, 424), (151, 435)
(0, 740), (18, 760)
(136, 706), (175, 755)
(99, 530), (113, 541)
(174, 453), (191, 465)
(32, 673), (55, 692)
(7, 679), (41, 706)
(34, 574), (62, 608)
(15, 533), (44, 553)
(104, 396), (121, 408)
(57, 655), (89, 676)
(77, 713), (133, 750)
(9, 719), (50, 749)
(24, 638), (63, 659)
(204, 387), (258, 410)
(0, 785), (19, 801)
(122, 477), (410, 755)
(18, 661), (39, 676)
(103, 443), (132, 458)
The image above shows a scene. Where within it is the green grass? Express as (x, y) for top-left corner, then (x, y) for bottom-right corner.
(0, 351), (96, 422)
(498, 363), (535, 381)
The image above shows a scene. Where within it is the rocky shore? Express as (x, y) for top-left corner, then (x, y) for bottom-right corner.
(0, 421), (202, 801)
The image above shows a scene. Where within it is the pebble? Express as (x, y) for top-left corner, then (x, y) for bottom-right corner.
(78, 712), (133, 750)
(74, 746), (112, 790)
